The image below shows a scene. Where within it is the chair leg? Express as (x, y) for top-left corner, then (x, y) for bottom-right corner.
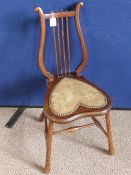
(37, 111), (45, 122)
(105, 112), (115, 155)
(45, 117), (48, 134)
(44, 119), (53, 174)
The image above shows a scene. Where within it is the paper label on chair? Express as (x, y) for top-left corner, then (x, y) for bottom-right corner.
(50, 16), (56, 27)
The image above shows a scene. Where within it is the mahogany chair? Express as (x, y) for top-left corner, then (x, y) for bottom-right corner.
(35, 2), (115, 174)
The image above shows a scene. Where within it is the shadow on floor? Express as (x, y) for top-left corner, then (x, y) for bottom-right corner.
(5, 108), (25, 128)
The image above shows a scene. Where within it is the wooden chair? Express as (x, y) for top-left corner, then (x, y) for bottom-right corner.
(35, 2), (115, 174)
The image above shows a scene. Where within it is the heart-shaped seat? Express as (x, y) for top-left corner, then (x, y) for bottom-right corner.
(49, 77), (108, 116)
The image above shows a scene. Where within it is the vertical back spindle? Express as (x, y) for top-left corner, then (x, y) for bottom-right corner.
(57, 19), (63, 75)
(52, 26), (59, 75)
(66, 17), (71, 74)
(61, 17), (66, 75)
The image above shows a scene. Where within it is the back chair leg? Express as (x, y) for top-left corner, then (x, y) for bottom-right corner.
(45, 117), (48, 135)
(44, 119), (53, 174)
(105, 112), (115, 155)
(37, 111), (45, 122)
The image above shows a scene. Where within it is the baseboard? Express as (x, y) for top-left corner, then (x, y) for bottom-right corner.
(0, 106), (131, 110)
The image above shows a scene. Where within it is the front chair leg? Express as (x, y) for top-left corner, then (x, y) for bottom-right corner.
(105, 112), (115, 155)
(44, 119), (53, 174)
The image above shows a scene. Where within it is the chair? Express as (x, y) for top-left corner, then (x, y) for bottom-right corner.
(34, 2), (115, 174)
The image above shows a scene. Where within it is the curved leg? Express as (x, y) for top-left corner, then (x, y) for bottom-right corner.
(37, 111), (45, 122)
(105, 112), (115, 155)
(44, 119), (53, 174)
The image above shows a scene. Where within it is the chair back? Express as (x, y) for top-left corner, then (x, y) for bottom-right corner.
(35, 2), (87, 82)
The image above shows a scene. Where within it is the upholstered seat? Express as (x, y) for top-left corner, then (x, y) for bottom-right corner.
(49, 77), (107, 116)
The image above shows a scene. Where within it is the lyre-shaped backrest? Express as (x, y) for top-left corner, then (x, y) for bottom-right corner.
(35, 2), (87, 82)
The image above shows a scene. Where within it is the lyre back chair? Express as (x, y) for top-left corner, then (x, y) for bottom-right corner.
(35, 2), (115, 174)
